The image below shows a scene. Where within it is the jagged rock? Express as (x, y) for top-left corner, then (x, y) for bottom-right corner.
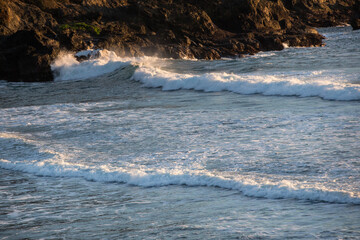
(0, 0), (57, 36)
(0, 0), (357, 81)
(284, 0), (356, 27)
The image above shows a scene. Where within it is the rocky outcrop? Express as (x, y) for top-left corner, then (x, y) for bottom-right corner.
(0, 30), (60, 82)
(0, 0), (57, 36)
(283, 0), (356, 27)
(0, 0), (357, 82)
(350, 1), (360, 30)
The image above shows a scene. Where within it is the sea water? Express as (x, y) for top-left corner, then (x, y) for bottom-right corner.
(0, 26), (359, 239)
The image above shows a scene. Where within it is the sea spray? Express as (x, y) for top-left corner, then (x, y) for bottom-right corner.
(51, 50), (132, 81)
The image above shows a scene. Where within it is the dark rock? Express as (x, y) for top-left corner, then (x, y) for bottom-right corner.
(0, 30), (60, 82)
(283, 0), (356, 27)
(0, 0), (358, 82)
(0, 0), (57, 36)
(283, 33), (325, 48)
(74, 49), (101, 62)
(350, 1), (360, 30)
(58, 29), (93, 51)
(351, 18), (360, 30)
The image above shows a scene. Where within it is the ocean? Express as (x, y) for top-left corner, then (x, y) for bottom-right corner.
(0, 26), (359, 239)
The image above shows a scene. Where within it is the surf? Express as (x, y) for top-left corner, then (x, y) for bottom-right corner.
(1, 131), (359, 205)
(51, 49), (360, 101)
(1, 157), (359, 205)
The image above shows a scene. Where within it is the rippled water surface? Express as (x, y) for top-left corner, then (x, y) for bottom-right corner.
(1, 27), (359, 239)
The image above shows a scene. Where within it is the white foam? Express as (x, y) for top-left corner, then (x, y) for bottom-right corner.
(132, 67), (360, 101)
(282, 43), (289, 48)
(1, 158), (359, 204)
(51, 49), (131, 81)
(250, 52), (277, 58)
(50, 49), (360, 100)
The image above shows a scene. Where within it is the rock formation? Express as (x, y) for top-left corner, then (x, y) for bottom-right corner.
(350, 0), (360, 30)
(0, 0), (357, 82)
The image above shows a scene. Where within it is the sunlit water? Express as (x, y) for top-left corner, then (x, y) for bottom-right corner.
(0, 27), (359, 239)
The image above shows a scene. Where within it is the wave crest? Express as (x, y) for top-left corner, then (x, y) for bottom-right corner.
(1, 158), (359, 204)
(132, 66), (360, 101)
(50, 49), (360, 101)
(51, 49), (131, 81)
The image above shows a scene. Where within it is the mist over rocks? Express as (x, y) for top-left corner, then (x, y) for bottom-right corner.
(0, 0), (357, 82)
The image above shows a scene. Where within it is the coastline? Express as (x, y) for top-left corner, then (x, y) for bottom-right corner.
(0, 0), (359, 82)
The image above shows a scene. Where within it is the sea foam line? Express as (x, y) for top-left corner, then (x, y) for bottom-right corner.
(132, 67), (360, 101)
(1, 159), (359, 204)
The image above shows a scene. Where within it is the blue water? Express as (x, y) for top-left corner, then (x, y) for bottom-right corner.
(0, 26), (359, 239)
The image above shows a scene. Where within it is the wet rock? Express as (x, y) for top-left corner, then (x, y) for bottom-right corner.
(284, 33), (324, 48)
(74, 49), (100, 62)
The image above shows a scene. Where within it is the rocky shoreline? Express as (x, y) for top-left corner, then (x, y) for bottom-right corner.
(0, 0), (359, 82)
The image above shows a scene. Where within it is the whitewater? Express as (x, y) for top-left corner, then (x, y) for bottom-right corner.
(1, 26), (359, 239)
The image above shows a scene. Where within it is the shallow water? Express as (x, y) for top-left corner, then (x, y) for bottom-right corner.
(1, 26), (359, 239)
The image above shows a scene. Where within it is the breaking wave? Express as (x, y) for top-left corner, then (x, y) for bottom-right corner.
(51, 49), (132, 81)
(132, 67), (360, 101)
(51, 49), (360, 101)
(0, 153), (359, 205)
